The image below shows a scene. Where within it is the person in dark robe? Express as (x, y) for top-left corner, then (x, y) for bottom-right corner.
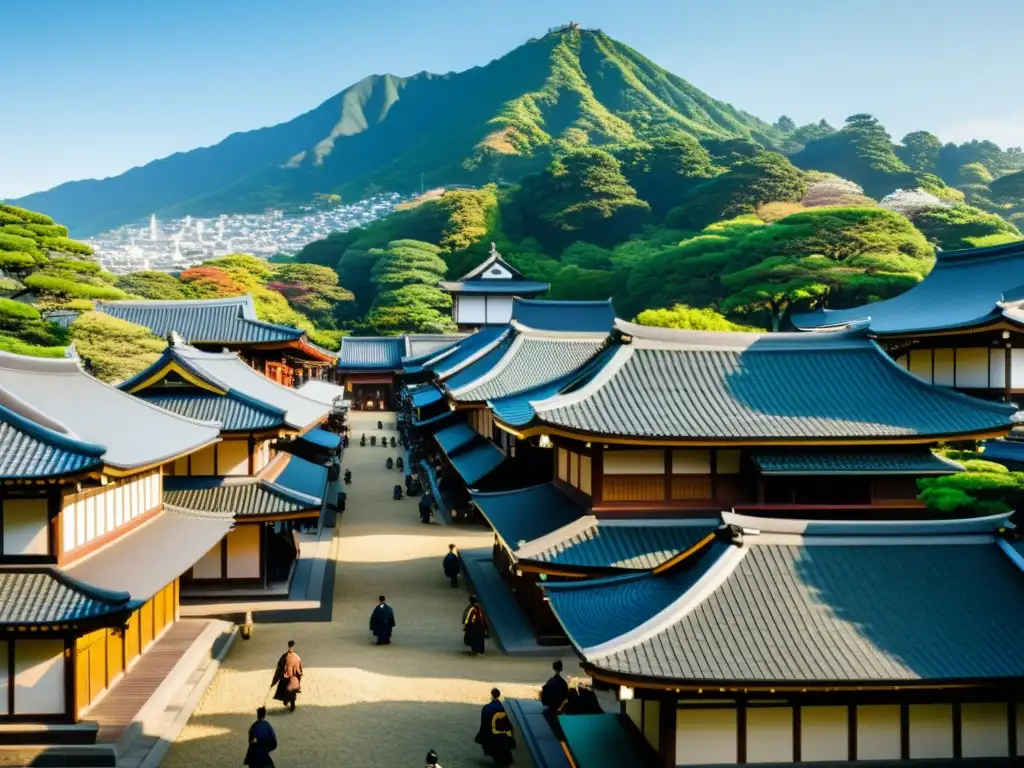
(540, 660), (570, 738)
(396, 456), (404, 472)
(475, 688), (515, 766)
(344, 469), (352, 484)
(369, 595), (396, 645)
(393, 484), (404, 501)
(443, 544), (460, 588)
(462, 595), (488, 655)
(386, 457), (394, 470)
(243, 707), (277, 767)
(271, 641), (303, 712)
(425, 749), (442, 767)
(419, 492), (433, 524)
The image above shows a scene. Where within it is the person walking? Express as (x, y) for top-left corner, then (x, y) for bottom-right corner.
(443, 544), (460, 588)
(271, 641), (303, 712)
(540, 660), (570, 738)
(369, 595), (396, 645)
(424, 749), (442, 767)
(243, 707), (278, 767)
(475, 688), (515, 766)
(462, 595), (488, 655)
(419, 492), (434, 524)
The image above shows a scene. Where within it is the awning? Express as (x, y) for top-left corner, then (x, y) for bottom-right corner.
(410, 385), (444, 408)
(412, 409), (459, 428)
(471, 483), (585, 551)
(752, 449), (964, 475)
(299, 426), (341, 451)
(275, 453), (328, 504)
(65, 505), (235, 601)
(447, 438), (506, 486)
(434, 421), (478, 455)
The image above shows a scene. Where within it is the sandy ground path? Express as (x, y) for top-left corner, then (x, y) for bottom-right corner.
(163, 412), (551, 767)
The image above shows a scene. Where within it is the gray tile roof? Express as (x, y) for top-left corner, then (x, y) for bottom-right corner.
(452, 336), (605, 402)
(526, 521), (718, 571)
(66, 504), (235, 600)
(296, 379), (350, 408)
(547, 517), (1024, 684)
(137, 391), (283, 432)
(446, 439), (507, 486)
(438, 280), (551, 295)
(531, 320), (1015, 441)
(274, 452), (329, 503)
(337, 337), (407, 369)
(163, 474), (321, 519)
(405, 334), (466, 361)
(511, 299), (617, 333)
(0, 569), (138, 626)
(96, 295), (303, 344)
(458, 248), (528, 281)
(429, 326), (510, 377)
(0, 399), (105, 479)
(792, 240), (1024, 335)
(752, 449), (963, 474)
(0, 354), (220, 470)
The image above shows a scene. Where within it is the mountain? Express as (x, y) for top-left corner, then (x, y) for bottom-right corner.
(9, 28), (782, 237)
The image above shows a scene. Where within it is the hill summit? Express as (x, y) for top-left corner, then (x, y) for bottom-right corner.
(11, 28), (782, 236)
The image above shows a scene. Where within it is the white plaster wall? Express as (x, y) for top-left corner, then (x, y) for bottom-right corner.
(226, 525), (261, 579)
(746, 708), (793, 763)
(458, 296), (487, 324)
(908, 703), (953, 759)
(643, 699), (660, 751)
(191, 541), (223, 579)
(676, 708), (737, 765)
(955, 348), (990, 388)
(961, 702), (1009, 757)
(908, 349), (933, 382)
(486, 296), (514, 324)
(3, 499), (49, 556)
(218, 440), (250, 475)
(801, 706), (848, 762)
(856, 705), (901, 760)
(991, 348), (1007, 389)
(933, 349), (955, 387)
(14, 640), (64, 715)
(605, 450), (664, 475)
(579, 455), (592, 495)
(1013, 349), (1024, 389)
(672, 450), (711, 475)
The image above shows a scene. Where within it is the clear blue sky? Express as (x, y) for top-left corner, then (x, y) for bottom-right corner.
(4, 0), (1023, 198)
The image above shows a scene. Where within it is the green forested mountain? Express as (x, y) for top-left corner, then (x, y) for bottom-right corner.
(9, 28), (781, 236)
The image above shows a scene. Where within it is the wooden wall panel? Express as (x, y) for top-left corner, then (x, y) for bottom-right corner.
(603, 475), (664, 502)
(671, 476), (713, 501)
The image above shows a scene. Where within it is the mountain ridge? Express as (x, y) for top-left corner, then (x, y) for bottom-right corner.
(9, 29), (781, 236)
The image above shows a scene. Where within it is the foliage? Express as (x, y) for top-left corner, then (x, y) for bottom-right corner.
(755, 202), (804, 223)
(204, 253), (276, 280)
(23, 273), (127, 300)
(69, 312), (166, 383)
(179, 266), (249, 298)
(616, 132), (719, 218)
(635, 304), (755, 331)
(665, 151), (807, 230)
(801, 175), (873, 208)
(879, 188), (949, 217)
(896, 131), (942, 174)
(115, 271), (191, 300)
(990, 169), (1024, 201)
(910, 204), (1022, 251)
(917, 466), (1024, 516)
(267, 262), (354, 328)
(366, 240), (453, 333)
(548, 266), (616, 301)
(436, 187), (500, 252)
(0, 335), (67, 358)
(958, 162), (994, 185)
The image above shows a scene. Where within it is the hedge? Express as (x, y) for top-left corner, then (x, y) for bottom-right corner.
(0, 251), (38, 272)
(23, 273), (127, 300)
(0, 233), (39, 253)
(39, 237), (93, 256)
(0, 333), (66, 358)
(0, 204), (54, 225)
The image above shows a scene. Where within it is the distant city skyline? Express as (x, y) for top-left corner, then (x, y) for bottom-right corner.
(3, 0), (1023, 199)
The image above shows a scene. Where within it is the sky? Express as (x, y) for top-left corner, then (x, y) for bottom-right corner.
(3, 0), (1023, 199)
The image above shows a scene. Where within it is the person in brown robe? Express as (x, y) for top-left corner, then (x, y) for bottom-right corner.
(271, 640), (303, 711)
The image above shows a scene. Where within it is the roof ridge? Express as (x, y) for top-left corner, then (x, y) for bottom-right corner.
(724, 509), (1013, 537)
(260, 478), (322, 508)
(616, 318), (872, 350)
(48, 567), (133, 606)
(0, 387), (106, 457)
(97, 295), (251, 308)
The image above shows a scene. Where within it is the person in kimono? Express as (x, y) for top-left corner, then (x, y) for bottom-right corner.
(243, 707), (277, 767)
(442, 544), (460, 588)
(475, 688), (515, 766)
(462, 595), (488, 655)
(369, 595), (396, 645)
(271, 641), (303, 712)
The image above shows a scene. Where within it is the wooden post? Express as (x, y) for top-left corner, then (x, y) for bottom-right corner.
(1006, 338), (1013, 403)
(657, 695), (676, 768)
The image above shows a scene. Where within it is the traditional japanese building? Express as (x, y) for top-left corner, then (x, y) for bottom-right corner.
(473, 320), (1014, 641)
(338, 334), (463, 411)
(791, 240), (1024, 402)
(96, 295), (337, 386)
(439, 244), (550, 329)
(545, 511), (1024, 766)
(118, 335), (331, 591)
(0, 352), (227, 731)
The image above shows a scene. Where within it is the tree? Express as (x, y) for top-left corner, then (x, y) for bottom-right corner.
(958, 162), (994, 185)
(70, 312), (166, 383)
(366, 240), (453, 333)
(548, 265), (616, 301)
(990, 169), (1024, 201)
(720, 255), (847, 331)
(773, 116), (796, 133)
(910, 204), (1021, 250)
(635, 305), (754, 331)
(896, 131), (942, 174)
(801, 174), (873, 208)
(879, 188), (948, 217)
(790, 119), (835, 147)
(115, 271), (189, 300)
(178, 266), (248, 298)
(616, 132), (719, 218)
(268, 262), (355, 328)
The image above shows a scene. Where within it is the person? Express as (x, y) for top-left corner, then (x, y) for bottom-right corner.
(475, 688), (515, 766)
(540, 660), (570, 738)
(424, 749), (442, 767)
(390, 436), (397, 447)
(243, 707), (277, 767)
(393, 484), (404, 501)
(386, 457), (394, 470)
(396, 456), (404, 472)
(360, 433), (366, 447)
(443, 544), (460, 588)
(419, 492), (433, 524)
(462, 595), (488, 655)
(344, 468), (352, 484)
(369, 595), (396, 645)
(271, 641), (303, 712)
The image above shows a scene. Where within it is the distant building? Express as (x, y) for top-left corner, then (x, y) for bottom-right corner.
(438, 244), (549, 329)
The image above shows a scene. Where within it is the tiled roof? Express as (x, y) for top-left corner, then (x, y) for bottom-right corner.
(164, 475), (321, 518)
(97, 295), (303, 344)
(452, 336), (605, 402)
(526, 520), (718, 571)
(471, 483), (586, 551)
(298, 427), (341, 451)
(410, 384), (444, 408)
(434, 421), (478, 455)
(429, 326), (509, 377)
(337, 337), (406, 369)
(412, 409), (459, 428)
(0, 570), (138, 626)
(441, 334), (516, 389)
(792, 240), (1024, 335)
(0, 354), (220, 470)
(404, 334), (466, 363)
(275, 452), (329, 503)
(137, 391), (283, 432)
(438, 280), (550, 295)
(0, 398), (105, 479)
(446, 438), (506, 486)
(547, 514), (1024, 683)
(751, 449), (963, 474)
(980, 438), (1024, 468)
(65, 505), (235, 600)
(511, 298), (617, 333)
(122, 341), (328, 431)
(296, 379), (350, 408)
(528, 320), (1015, 441)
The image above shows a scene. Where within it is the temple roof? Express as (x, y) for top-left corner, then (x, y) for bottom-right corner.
(510, 298), (617, 333)
(449, 329), (607, 403)
(546, 512), (1024, 685)
(121, 339), (329, 432)
(751, 448), (964, 475)
(405, 334), (466, 361)
(337, 336), (407, 370)
(446, 439), (507, 486)
(409, 383), (444, 409)
(507, 320), (1015, 443)
(136, 391), (283, 432)
(471, 483), (588, 552)
(0, 353), (220, 471)
(65, 504), (235, 600)
(0, 398), (106, 480)
(97, 295), (304, 345)
(295, 379), (350, 408)
(441, 333), (517, 390)
(434, 421), (479, 455)
(298, 426), (341, 451)
(791, 240), (1024, 336)
(0, 569), (140, 627)
(424, 325), (510, 378)
(439, 244), (550, 296)
(164, 463), (323, 520)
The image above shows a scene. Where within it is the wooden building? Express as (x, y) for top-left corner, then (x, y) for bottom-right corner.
(792, 240), (1024, 401)
(438, 244), (550, 329)
(473, 320), (1015, 641)
(96, 295), (337, 386)
(0, 352), (228, 733)
(337, 335), (461, 411)
(545, 512), (1024, 767)
(119, 334), (331, 591)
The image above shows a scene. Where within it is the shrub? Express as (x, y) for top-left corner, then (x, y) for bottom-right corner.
(1, 225), (37, 239)
(69, 312), (165, 383)
(39, 236), (93, 256)
(910, 204), (1021, 250)
(0, 251), (39, 272)
(23, 273), (128, 300)
(879, 188), (949, 217)
(24, 223), (69, 238)
(0, 233), (40, 254)
(634, 305), (756, 331)
(0, 334), (67, 358)
(0, 204), (54, 225)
